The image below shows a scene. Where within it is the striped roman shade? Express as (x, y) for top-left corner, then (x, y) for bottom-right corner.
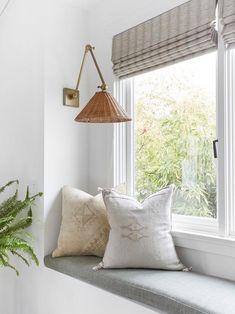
(219, 0), (235, 45)
(112, 0), (217, 78)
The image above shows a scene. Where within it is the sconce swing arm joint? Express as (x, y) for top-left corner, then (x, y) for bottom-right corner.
(75, 44), (108, 92)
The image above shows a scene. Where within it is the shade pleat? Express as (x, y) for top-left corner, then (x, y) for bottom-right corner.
(219, 0), (235, 45)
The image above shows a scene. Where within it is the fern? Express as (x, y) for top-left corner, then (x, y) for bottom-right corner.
(0, 190), (18, 218)
(0, 180), (42, 275)
(0, 180), (18, 194)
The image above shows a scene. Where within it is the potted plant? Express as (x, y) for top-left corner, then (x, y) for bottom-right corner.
(0, 180), (42, 275)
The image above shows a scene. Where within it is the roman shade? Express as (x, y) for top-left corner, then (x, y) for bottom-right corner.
(112, 0), (217, 78)
(219, 0), (235, 45)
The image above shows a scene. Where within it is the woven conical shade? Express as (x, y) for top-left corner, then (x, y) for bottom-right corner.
(74, 91), (131, 123)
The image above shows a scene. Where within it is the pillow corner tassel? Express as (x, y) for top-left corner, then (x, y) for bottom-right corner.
(182, 266), (193, 272)
(92, 261), (104, 271)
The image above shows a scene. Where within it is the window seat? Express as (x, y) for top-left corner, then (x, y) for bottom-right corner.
(44, 255), (235, 314)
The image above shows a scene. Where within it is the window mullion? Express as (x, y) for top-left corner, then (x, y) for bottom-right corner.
(113, 79), (126, 187)
(217, 23), (229, 237)
(125, 78), (135, 196)
(113, 78), (135, 195)
(227, 48), (235, 236)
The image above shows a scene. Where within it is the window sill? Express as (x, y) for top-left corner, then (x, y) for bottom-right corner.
(172, 214), (218, 234)
(172, 230), (235, 258)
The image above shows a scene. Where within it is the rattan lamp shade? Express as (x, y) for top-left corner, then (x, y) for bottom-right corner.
(74, 91), (131, 123)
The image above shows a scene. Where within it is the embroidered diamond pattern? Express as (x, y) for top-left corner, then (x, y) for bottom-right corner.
(74, 204), (94, 228)
(121, 219), (148, 241)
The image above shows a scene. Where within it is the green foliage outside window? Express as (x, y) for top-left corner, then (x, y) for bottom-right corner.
(135, 60), (216, 218)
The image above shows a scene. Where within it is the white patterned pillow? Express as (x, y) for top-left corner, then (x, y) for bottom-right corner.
(53, 186), (110, 258)
(96, 185), (184, 270)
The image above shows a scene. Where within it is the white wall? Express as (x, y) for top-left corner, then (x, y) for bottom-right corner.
(14, 1), (93, 314)
(43, 0), (89, 256)
(0, 1), (89, 313)
(0, 0), (44, 312)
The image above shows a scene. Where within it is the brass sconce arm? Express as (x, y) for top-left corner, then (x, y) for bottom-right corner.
(63, 44), (108, 107)
(76, 45), (108, 92)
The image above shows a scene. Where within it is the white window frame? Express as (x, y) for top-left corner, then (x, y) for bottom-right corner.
(227, 45), (235, 237)
(113, 20), (235, 238)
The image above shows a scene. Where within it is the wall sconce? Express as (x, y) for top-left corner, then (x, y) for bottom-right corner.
(63, 44), (131, 123)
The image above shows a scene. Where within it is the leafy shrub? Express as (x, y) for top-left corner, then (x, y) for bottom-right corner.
(135, 68), (216, 218)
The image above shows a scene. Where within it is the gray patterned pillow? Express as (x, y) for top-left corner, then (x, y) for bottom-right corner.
(96, 185), (185, 270)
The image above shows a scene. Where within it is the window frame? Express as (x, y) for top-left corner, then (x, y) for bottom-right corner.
(227, 45), (235, 237)
(113, 21), (235, 237)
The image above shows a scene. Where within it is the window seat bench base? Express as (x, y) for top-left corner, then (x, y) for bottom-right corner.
(44, 255), (235, 314)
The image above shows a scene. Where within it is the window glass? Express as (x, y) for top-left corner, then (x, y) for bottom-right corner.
(134, 52), (217, 218)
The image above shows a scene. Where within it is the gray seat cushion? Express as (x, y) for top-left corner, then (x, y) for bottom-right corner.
(44, 255), (235, 314)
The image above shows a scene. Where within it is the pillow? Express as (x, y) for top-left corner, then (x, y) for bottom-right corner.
(52, 186), (110, 258)
(96, 185), (185, 270)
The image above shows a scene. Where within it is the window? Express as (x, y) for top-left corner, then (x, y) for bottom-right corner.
(113, 1), (235, 237)
(114, 42), (235, 236)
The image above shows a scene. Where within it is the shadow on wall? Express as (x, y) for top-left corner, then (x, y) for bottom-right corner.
(44, 190), (62, 256)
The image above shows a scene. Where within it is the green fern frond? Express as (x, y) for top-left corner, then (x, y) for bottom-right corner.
(0, 250), (9, 262)
(10, 251), (29, 267)
(0, 180), (18, 194)
(0, 254), (19, 276)
(25, 186), (29, 200)
(7, 193), (42, 219)
(0, 236), (39, 266)
(0, 216), (14, 226)
(1, 208), (32, 236)
(0, 190), (18, 218)
(0, 180), (42, 275)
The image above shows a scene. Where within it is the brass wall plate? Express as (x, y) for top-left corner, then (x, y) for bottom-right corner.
(63, 88), (80, 107)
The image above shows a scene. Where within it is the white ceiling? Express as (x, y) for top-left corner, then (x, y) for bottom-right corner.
(0, 0), (103, 14)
